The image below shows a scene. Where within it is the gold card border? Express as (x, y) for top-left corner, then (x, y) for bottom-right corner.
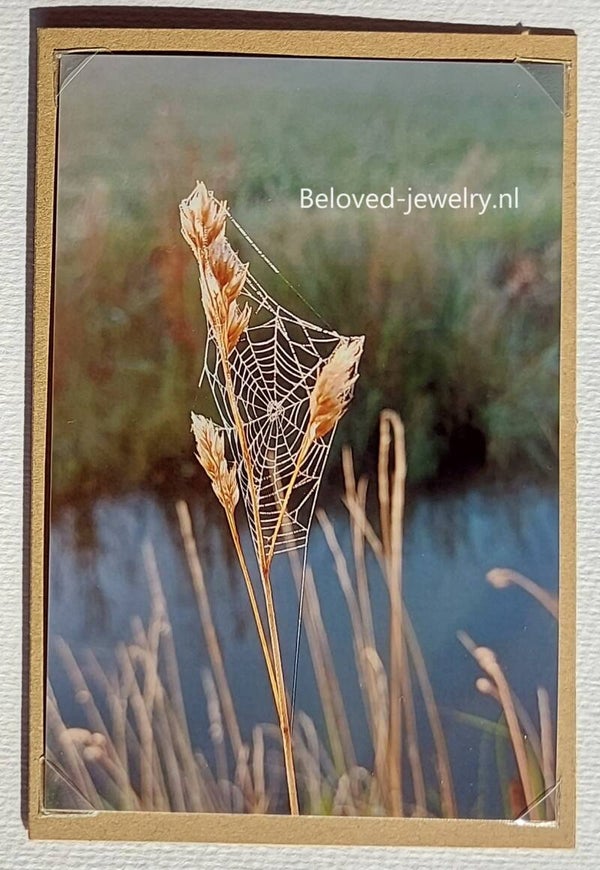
(28, 25), (577, 848)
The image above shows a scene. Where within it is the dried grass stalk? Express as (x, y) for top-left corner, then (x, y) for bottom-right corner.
(459, 632), (540, 821)
(182, 184), (298, 811)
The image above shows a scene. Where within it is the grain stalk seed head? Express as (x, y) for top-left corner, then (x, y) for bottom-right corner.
(191, 412), (239, 512)
(308, 337), (364, 441)
(180, 182), (251, 357)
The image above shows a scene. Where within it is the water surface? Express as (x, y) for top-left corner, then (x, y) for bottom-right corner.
(48, 481), (558, 818)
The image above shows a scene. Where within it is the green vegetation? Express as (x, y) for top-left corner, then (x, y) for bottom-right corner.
(52, 56), (562, 503)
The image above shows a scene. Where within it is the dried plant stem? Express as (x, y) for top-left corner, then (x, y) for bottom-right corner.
(342, 448), (376, 652)
(83, 650), (131, 789)
(292, 560), (357, 775)
(317, 509), (391, 803)
(223, 504), (300, 811)
(260, 563), (299, 814)
(225, 496), (299, 813)
(223, 511), (277, 693)
(175, 501), (243, 759)
(53, 637), (138, 805)
(340, 423), (456, 818)
(537, 687), (556, 816)
(116, 642), (157, 808)
(142, 543), (190, 727)
(477, 676), (543, 772)
(378, 410), (406, 816)
(46, 684), (101, 808)
(459, 632), (540, 821)
(403, 614), (457, 818)
(400, 643), (427, 816)
(486, 569), (558, 619)
(216, 353), (299, 814)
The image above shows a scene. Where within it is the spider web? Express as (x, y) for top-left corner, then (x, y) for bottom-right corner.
(201, 236), (363, 563)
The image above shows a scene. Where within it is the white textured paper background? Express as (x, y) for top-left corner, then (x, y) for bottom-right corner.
(1, 0), (597, 866)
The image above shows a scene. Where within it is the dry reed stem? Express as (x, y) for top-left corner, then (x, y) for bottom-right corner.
(201, 666), (229, 788)
(53, 637), (106, 733)
(53, 638), (112, 749)
(58, 624), (221, 812)
(131, 620), (187, 812)
(223, 512), (276, 691)
(361, 645), (391, 806)
(141, 541), (204, 808)
(138, 638), (197, 812)
(276, 463), (358, 790)
(152, 699), (187, 811)
(116, 642), (158, 808)
(226, 509), (298, 811)
(342, 449), (388, 801)
(258, 567), (299, 813)
(458, 632), (540, 821)
(46, 685), (101, 808)
(537, 687), (556, 817)
(123, 626), (218, 811)
(342, 447), (376, 652)
(475, 676), (543, 772)
(402, 614), (457, 818)
(204, 374), (300, 814)
(82, 650), (133, 800)
(317, 508), (391, 803)
(378, 410), (406, 816)
(52, 639), (143, 807)
(293, 561), (357, 776)
(337, 420), (426, 815)
(342, 444), (428, 814)
(316, 511), (367, 663)
(342, 424), (456, 817)
(175, 500), (243, 758)
(341, 430), (456, 818)
(400, 642), (427, 816)
(81, 745), (131, 805)
(280, 493), (356, 779)
(234, 744), (254, 812)
(274, 504), (364, 803)
(161, 699), (215, 812)
(294, 713), (323, 813)
(205, 394), (298, 812)
(486, 568), (558, 619)
(252, 726), (269, 814)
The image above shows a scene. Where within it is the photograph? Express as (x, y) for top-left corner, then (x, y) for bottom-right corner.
(41, 49), (565, 827)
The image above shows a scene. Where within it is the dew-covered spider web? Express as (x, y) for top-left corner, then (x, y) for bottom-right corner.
(198, 202), (363, 724)
(201, 220), (363, 564)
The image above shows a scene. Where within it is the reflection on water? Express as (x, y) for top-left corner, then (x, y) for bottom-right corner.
(48, 481), (558, 818)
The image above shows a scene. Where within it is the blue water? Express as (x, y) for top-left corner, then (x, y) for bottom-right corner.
(47, 481), (558, 818)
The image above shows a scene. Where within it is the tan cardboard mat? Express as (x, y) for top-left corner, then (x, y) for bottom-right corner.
(26, 13), (576, 846)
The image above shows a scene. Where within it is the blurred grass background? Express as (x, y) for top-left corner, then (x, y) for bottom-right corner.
(51, 56), (562, 506)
